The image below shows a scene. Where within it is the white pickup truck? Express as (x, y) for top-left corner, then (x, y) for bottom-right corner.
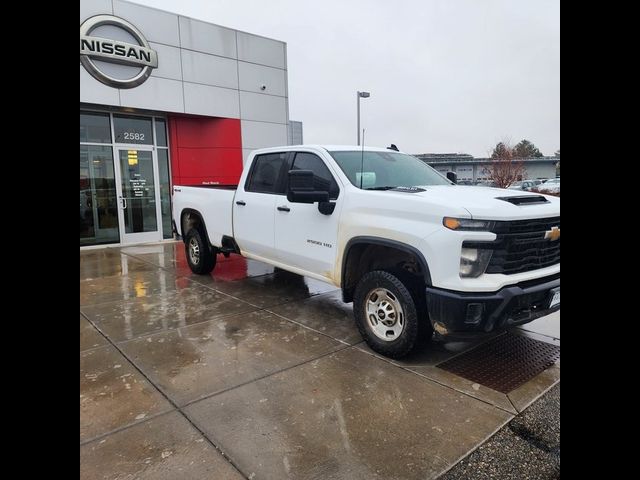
(172, 145), (560, 358)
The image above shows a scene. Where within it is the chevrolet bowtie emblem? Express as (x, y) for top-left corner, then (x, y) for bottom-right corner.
(544, 226), (560, 241)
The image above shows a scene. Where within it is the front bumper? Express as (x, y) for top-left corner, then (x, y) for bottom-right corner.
(425, 274), (559, 336)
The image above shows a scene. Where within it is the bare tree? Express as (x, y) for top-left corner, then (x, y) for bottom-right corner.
(484, 140), (526, 188)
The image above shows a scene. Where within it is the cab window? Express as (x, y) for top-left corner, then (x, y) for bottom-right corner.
(246, 153), (288, 194)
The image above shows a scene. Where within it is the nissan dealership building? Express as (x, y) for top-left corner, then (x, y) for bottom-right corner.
(80, 0), (290, 246)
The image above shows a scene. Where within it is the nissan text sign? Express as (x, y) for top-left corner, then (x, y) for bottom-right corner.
(80, 15), (158, 89)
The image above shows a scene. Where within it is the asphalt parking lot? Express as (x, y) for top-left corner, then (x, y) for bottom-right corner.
(80, 241), (560, 479)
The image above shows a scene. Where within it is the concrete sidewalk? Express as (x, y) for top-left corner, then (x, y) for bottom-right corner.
(80, 241), (560, 479)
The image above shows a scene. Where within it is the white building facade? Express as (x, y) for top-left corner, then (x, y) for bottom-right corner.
(81, 0), (290, 246)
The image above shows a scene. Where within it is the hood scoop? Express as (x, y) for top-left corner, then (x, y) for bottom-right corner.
(496, 195), (550, 206)
(390, 186), (426, 193)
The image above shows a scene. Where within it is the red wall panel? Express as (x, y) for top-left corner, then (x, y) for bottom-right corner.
(168, 115), (243, 186)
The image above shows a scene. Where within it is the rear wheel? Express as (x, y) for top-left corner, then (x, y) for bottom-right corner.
(353, 270), (432, 358)
(185, 229), (216, 274)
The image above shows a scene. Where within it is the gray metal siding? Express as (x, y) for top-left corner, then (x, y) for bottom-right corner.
(80, 0), (289, 153)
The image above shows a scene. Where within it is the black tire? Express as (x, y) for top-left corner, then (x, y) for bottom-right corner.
(184, 228), (216, 274)
(353, 270), (432, 358)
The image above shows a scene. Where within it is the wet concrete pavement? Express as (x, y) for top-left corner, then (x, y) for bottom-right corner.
(80, 241), (560, 479)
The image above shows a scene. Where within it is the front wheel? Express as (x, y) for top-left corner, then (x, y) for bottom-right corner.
(353, 270), (431, 358)
(184, 229), (216, 274)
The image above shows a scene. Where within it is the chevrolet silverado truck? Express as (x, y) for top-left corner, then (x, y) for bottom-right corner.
(172, 145), (560, 358)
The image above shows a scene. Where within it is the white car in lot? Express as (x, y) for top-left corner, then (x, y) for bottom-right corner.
(536, 178), (560, 194)
(172, 145), (560, 358)
(508, 180), (539, 191)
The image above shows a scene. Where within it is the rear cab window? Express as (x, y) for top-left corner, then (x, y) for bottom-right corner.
(245, 152), (289, 194)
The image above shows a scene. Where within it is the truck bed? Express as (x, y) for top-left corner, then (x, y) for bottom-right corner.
(172, 185), (236, 247)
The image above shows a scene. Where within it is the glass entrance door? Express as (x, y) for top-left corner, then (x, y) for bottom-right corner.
(115, 147), (162, 244)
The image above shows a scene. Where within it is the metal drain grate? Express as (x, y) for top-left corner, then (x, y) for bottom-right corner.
(437, 333), (560, 394)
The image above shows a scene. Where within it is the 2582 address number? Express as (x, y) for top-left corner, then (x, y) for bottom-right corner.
(123, 132), (145, 141)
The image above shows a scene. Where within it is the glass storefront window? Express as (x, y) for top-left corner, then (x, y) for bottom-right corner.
(80, 146), (119, 245)
(81, 111), (173, 246)
(155, 118), (167, 147)
(80, 112), (111, 143)
(157, 149), (173, 238)
(113, 115), (153, 145)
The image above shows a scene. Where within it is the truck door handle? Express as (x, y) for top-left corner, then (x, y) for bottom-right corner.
(277, 206), (290, 212)
(235, 200), (246, 206)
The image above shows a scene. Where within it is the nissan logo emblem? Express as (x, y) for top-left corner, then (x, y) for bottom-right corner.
(80, 15), (158, 89)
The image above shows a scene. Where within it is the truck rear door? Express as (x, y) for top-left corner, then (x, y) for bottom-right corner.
(233, 151), (289, 261)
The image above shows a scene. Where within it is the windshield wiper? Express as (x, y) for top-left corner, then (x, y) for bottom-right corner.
(364, 186), (399, 191)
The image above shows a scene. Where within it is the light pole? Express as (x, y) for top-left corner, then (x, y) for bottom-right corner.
(357, 91), (370, 145)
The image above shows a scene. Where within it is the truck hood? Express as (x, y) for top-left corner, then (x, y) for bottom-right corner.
(412, 185), (560, 220)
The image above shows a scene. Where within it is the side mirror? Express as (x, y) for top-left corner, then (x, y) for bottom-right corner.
(446, 171), (457, 184)
(318, 201), (336, 215)
(287, 170), (330, 204)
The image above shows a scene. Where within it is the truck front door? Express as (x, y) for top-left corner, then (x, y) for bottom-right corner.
(274, 151), (343, 281)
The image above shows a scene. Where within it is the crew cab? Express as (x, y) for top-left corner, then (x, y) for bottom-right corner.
(172, 145), (560, 358)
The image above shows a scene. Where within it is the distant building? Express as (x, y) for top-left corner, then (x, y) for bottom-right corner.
(413, 153), (559, 182)
(288, 121), (303, 145)
(415, 153), (474, 161)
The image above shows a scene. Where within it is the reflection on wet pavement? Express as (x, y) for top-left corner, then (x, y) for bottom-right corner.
(119, 310), (344, 406)
(80, 241), (559, 478)
(268, 290), (360, 345)
(176, 255), (276, 283)
(80, 254), (159, 280)
(185, 348), (512, 480)
(210, 268), (338, 308)
(80, 314), (108, 352)
(80, 345), (172, 442)
(82, 284), (258, 343)
(80, 411), (244, 480)
(80, 270), (188, 306)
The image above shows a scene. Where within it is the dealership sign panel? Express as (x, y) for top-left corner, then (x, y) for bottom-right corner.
(80, 15), (158, 89)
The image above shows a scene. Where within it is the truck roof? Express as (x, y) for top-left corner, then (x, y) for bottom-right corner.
(251, 145), (403, 154)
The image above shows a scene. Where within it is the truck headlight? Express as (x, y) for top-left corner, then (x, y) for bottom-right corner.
(444, 217), (494, 231)
(460, 248), (492, 278)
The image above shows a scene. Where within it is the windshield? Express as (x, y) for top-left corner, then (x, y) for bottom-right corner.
(328, 150), (452, 189)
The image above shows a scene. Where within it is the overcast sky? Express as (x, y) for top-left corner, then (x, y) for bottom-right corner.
(134, 0), (559, 156)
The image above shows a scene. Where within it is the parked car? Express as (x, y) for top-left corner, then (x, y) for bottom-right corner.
(173, 145), (560, 358)
(536, 177), (560, 194)
(508, 180), (538, 191)
(474, 180), (498, 188)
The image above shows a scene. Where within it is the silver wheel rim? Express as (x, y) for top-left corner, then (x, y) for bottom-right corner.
(188, 237), (200, 265)
(365, 288), (405, 341)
